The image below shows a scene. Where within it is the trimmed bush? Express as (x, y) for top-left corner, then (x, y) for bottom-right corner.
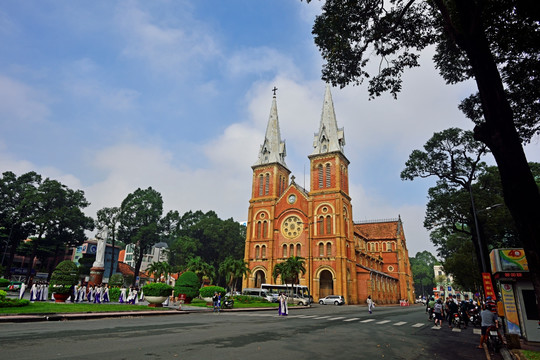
(0, 298), (30, 308)
(49, 260), (78, 295)
(143, 282), (173, 297)
(174, 271), (199, 299)
(0, 278), (10, 288)
(233, 295), (270, 304)
(199, 286), (226, 298)
(109, 273), (124, 287)
(0, 289), (6, 300)
(109, 287), (121, 302)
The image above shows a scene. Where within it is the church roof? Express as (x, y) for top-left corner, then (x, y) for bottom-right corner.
(354, 219), (401, 240)
(254, 95), (288, 168)
(312, 84), (345, 156)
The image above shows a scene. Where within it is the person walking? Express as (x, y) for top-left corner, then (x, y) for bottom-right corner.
(433, 298), (444, 327)
(367, 295), (375, 314)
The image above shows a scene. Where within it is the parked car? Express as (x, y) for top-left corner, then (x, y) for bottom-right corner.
(319, 295), (345, 305)
(290, 295), (310, 306)
(7, 281), (23, 291)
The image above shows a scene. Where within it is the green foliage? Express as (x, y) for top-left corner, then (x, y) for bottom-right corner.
(0, 297), (30, 308)
(410, 251), (438, 297)
(273, 256), (306, 285)
(0, 289), (6, 300)
(199, 286), (226, 298)
(109, 287), (120, 302)
(142, 282), (173, 297)
(50, 260), (79, 288)
(0, 278), (9, 288)
(109, 273), (124, 287)
(174, 271), (199, 298)
(233, 295), (269, 304)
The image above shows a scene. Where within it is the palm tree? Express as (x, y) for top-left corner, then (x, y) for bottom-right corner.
(185, 256), (215, 288)
(220, 257), (251, 293)
(272, 262), (290, 285)
(284, 256), (306, 291)
(147, 261), (166, 282)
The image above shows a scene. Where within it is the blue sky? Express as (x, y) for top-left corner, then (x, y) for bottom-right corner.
(1, 1), (538, 257)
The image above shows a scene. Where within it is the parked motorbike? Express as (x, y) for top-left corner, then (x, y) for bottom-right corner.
(452, 312), (462, 329)
(487, 326), (502, 353)
(468, 308), (481, 327)
(221, 297), (234, 309)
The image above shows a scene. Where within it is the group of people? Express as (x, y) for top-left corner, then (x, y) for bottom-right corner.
(426, 295), (505, 350)
(27, 282), (49, 301)
(71, 284), (111, 303)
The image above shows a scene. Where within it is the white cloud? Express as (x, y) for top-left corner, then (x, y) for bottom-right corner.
(227, 47), (299, 78)
(0, 74), (51, 124)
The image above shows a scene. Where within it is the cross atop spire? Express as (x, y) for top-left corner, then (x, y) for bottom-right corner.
(254, 94), (288, 168)
(312, 84), (345, 155)
(272, 86), (278, 97)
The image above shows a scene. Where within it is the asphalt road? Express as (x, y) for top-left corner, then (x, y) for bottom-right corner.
(0, 305), (485, 360)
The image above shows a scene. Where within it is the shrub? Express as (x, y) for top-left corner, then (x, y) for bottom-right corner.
(109, 273), (124, 287)
(143, 282), (173, 297)
(49, 260), (78, 295)
(109, 287), (120, 302)
(0, 278), (9, 288)
(233, 295), (270, 304)
(0, 298), (30, 308)
(0, 289), (6, 301)
(199, 286), (226, 298)
(174, 271), (199, 299)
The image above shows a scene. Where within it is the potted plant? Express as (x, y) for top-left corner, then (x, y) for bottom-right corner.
(142, 282), (173, 307)
(174, 271), (199, 304)
(49, 260), (78, 302)
(199, 286), (226, 303)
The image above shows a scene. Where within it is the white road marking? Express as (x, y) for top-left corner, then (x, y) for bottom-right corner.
(473, 329), (481, 335)
(394, 321), (407, 326)
(360, 319), (375, 323)
(412, 323), (424, 328)
(452, 328), (462, 333)
(432, 325), (441, 330)
(344, 318), (360, 322)
(314, 316), (330, 319)
(327, 317), (345, 321)
(376, 320), (391, 324)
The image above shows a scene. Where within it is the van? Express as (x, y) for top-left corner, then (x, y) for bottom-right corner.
(241, 288), (273, 302)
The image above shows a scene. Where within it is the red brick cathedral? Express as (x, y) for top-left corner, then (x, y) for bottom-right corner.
(242, 86), (414, 305)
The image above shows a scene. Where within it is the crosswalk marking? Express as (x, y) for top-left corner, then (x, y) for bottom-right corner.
(432, 325), (441, 330)
(473, 329), (481, 335)
(376, 320), (391, 324)
(344, 318), (360, 322)
(452, 328), (462, 333)
(412, 323), (424, 328)
(394, 321), (407, 326)
(314, 316), (330, 319)
(327, 317), (345, 321)
(360, 319), (375, 323)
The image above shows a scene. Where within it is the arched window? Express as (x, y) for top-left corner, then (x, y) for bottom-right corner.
(319, 243), (324, 257)
(265, 174), (270, 195)
(318, 164), (324, 188)
(290, 244), (294, 257)
(387, 242), (393, 251)
(326, 242), (332, 257)
(261, 245), (266, 258)
(296, 244), (301, 257)
(256, 221), (262, 239)
(325, 164), (331, 187)
(325, 215), (332, 234)
(283, 244), (288, 258)
(258, 175), (264, 196)
(263, 221), (268, 238)
(255, 245), (260, 259)
(318, 216), (324, 234)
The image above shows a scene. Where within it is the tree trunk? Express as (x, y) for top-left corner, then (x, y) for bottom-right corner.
(452, 0), (540, 319)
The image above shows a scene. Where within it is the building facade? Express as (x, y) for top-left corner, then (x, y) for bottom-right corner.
(242, 86), (414, 304)
(123, 242), (168, 271)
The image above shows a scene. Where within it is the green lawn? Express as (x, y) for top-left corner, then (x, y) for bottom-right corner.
(0, 302), (170, 315)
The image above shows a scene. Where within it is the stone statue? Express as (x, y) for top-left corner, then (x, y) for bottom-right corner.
(92, 227), (108, 268)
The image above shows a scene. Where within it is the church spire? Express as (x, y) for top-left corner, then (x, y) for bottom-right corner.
(254, 89), (287, 168)
(312, 84), (345, 155)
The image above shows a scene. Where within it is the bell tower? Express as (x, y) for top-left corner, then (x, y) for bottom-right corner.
(244, 89), (290, 288)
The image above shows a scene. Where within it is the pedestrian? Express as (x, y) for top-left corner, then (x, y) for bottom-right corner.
(279, 292), (288, 316)
(119, 286), (127, 303)
(102, 284), (110, 303)
(19, 282), (27, 300)
(367, 295), (375, 314)
(433, 298), (444, 327)
(447, 297), (458, 328)
(478, 304), (499, 349)
(213, 292), (220, 313)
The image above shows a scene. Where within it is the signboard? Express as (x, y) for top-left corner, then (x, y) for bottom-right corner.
(490, 248), (528, 273)
(482, 272), (497, 299)
(501, 283), (521, 335)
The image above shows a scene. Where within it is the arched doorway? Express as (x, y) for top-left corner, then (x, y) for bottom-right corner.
(319, 269), (334, 298)
(254, 270), (266, 288)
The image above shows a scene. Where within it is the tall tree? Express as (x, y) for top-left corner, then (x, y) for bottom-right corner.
(185, 256), (215, 288)
(219, 256), (251, 293)
(118, 187), (163, 285)
(401, 128), (489, 273)
(409, 251), (438, 298)
(0, 171), (41, 278)
(306, 0), (540, 314)
(95, 207), (121, 280)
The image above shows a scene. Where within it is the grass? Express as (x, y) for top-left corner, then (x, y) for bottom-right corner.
(0, 302), (170, 315)
(521, 350), (540, 360)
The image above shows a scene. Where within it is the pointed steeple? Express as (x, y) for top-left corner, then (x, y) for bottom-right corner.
(254, 92), (287, 168)
(312, 84), (345, 155)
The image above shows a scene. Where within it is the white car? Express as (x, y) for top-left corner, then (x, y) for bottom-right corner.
(319, 295), (345, 305)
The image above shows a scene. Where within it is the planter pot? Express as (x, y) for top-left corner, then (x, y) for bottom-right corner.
(177, 294), (192, 304)
(53, 292), (70, 303)
(145, 296), (168, 307)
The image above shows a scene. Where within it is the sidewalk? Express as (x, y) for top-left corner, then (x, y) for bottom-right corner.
(0, 304), (307, 323)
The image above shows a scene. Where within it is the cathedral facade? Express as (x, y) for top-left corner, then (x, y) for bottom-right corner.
(242, 86), (414, 305)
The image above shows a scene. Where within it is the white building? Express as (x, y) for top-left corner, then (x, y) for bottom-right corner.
(123, 242), (169, 271)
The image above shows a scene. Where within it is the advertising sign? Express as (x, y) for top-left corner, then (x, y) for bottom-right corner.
(501, 283), (521, 335)
(490, 249), (528, 273)
(482, 273), (497, 299)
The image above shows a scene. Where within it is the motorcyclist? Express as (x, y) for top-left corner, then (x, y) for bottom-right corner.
(427, 297), (435, 320)
(460, 298), (470, 328)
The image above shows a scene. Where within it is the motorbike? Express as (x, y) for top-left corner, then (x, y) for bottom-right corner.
(452, 312), (462, 329)
(486, 326), (502, 353)
(427, 307), (434, 321)
(468, 307), (481, 327)
(221, 297), (234, 309)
